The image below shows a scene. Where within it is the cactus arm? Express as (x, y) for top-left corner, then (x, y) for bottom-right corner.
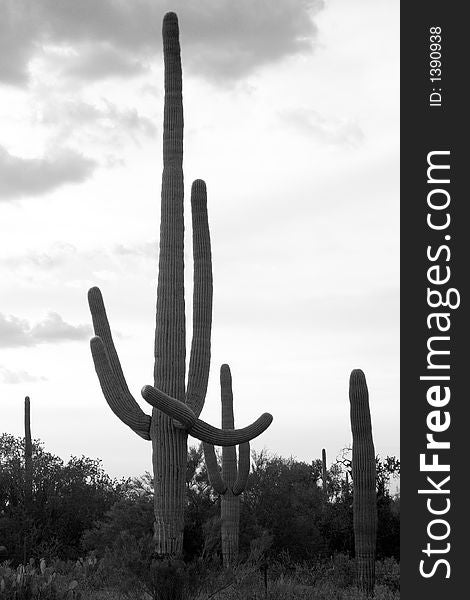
(141, 384), (273, 445)
(88, 287), (131, 395)
(220, 364), (234, 429)
(186, 179), (213, 417)
(190, 414), (272, 445)
(232, 442), (250, 496)
(140, 385), (196, 429)
(203, 443), (227, 494)
(220, 364), (237, 485)
(90, 337), (151, 440)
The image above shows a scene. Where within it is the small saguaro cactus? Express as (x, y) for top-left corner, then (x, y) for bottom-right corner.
(349, 369), (377, 595)
(87, 13), (272, 558)
(203, 365), (251, 568)
(321, 448), (327, 500)
(23, 396), (33, 563)
(24, 396), (32, 507)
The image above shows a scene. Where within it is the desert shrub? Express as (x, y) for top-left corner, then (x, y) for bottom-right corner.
(83, 532), (209, 600)
(326, 553), (356, 589)
(0, 559), (80, 599)
(375, 557), (400, 591)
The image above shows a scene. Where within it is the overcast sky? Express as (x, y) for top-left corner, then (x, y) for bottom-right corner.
(0, 0), (399, 478)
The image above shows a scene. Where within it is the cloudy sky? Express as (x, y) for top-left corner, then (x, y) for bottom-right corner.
(0, 0), (399, 478)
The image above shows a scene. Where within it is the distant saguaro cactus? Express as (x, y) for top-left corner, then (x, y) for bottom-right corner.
(87, 13), (272, 558)
(349, 369), (377, 595)
(24, 396), (32, 506)
(24, 396), (33, 563)
(203, 365), (251, 567)
(321, 448), (327, 500)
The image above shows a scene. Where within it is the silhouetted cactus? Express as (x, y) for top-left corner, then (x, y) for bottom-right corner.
(87, 12), (272, 557)
(23, 396), (32, 563)
(321, 448), (327, 500)
(349, 369), (377, 595)
(24, 397), (32, 507)
(203, 364), (250, 567)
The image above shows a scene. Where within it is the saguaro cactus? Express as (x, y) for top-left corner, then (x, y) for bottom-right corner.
(321, 448), (327, 500)
(24, 396), (33, 563)
(24, 396), (32, 507)
(203, 364), (250, 567)
(349, 369), (377, 595)
(87, 12), (272, 558)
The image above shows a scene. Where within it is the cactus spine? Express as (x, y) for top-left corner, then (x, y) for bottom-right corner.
(349, 369), (377, 595)
(87, 13), (272, 558)
(203, 365), (250, 567)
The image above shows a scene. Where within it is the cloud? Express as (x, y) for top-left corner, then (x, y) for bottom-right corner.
(0, 312), (92, 347)
(280, 108), (364, 147)
(62, 43), (148, 82)
(1, 0), (324, 86)
(0, 146), (97, 201)
(29, 312), (92, 343)
(0, 366), (47, 384)
(39, 98), (157, 141)
(0, 3), (37, 86)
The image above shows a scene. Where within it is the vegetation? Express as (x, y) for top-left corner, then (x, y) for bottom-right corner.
(0, 10), (399, 600)
(1, 433), (399, 598)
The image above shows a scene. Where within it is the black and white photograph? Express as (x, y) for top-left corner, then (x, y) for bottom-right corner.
(1, 1), (403, 598)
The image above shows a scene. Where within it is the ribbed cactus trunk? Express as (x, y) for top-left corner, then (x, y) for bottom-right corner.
(152, 11), (187, 557)
(220, 367), (240, 567)
(349, 370), (377, 596)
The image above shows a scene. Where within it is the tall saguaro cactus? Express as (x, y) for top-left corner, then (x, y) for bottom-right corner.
(349, 369), (377, 595)
(87, 12), (272, 558)
(203, 365), (251, 567)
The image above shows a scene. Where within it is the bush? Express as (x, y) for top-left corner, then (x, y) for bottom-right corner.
(0, 559), (80, 599)
(375, 557), (400, 592)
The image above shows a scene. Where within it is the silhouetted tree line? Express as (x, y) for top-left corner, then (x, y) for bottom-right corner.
(0, 434), (399, 566)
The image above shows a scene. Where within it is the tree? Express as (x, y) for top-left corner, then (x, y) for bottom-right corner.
(0, 434), (121, 563)
(243, 451), (324, 561)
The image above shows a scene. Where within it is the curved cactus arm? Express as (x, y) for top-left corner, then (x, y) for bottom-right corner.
(141, 384), (273, 445)
(88, 287), (130, 394)
(190, 414), (272, 446)
(90, 337), (151, 440)
(141, 385), (197, 429)
(232, 442), (250, 496)
(186, 179), (213, 418)
(203, 442), (227, 494)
